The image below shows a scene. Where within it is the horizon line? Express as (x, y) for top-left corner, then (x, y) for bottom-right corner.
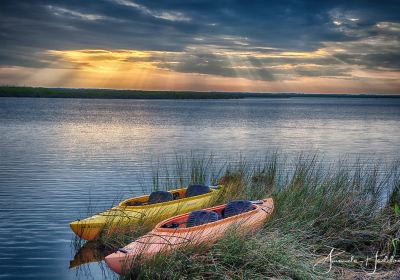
(1, 85), (399, 96)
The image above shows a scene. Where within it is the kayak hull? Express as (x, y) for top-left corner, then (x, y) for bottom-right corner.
(70, 186), (223, 240)
(105, 198), (274, 274)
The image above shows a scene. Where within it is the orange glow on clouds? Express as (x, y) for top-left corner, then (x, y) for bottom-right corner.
(48, 49), (167, 72)
(1, 47), (399, 93)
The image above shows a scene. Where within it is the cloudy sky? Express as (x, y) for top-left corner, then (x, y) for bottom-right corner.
(0, 0), (399, 93)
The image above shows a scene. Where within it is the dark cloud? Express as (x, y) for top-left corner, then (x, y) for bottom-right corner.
(157, 52), (352, 81)
(334, 52), (400, 70)
(157, 52), (276, 81)
(293, 66), (351, 77)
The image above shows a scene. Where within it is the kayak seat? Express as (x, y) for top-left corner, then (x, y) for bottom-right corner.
(148, 191), (173, 204)
(223, 200), (253, 218)
(213, 210), (223, 220)
(127, 201), (144, 206)
(187, 210), (219, 227)
(172, 192), (180, 200)
(161, 222), (180, 229)
(186, 184), (210, 197)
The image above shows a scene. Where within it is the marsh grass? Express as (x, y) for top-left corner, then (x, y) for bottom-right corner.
(73, 152), (400, 279)
(148, 154), (225, 191)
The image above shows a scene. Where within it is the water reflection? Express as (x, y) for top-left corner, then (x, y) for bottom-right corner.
(69, 239), (118, 280)
(70, 241), (114, 269)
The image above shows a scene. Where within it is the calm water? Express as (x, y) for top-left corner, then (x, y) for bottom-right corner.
(0, 97), (399, 279)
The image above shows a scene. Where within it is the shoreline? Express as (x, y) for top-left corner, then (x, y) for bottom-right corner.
(1, 86), (399, 99)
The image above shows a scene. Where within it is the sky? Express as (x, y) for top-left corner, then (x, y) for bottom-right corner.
(0, 0), (399, 93)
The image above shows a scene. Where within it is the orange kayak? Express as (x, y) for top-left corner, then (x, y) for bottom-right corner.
(105, 198), (274, 274)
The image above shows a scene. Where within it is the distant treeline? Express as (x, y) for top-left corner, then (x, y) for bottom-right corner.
(0, 86), (398, 99)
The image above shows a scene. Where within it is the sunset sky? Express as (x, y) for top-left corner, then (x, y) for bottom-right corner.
(0, 0), (399, 93)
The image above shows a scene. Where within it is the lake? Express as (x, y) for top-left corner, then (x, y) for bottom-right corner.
(0, 97), (399, 279)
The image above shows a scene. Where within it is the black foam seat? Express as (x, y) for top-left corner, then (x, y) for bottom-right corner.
(186, 210), (219, 227)
(127, 201), (144, 206)
(223, 200), (253, 218)
(186, 184), (210, 197)
(148, 190), (173, 204)
(161, 222), (180, 229)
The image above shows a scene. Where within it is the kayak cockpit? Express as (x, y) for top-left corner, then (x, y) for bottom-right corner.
(160, 200), (256, 229)
(119, 185), (216, 207)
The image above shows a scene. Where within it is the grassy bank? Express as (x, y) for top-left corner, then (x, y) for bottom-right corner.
(75, 154), (400, 279)
(1, 86), (399, 99)
(0, 86), (278, 99)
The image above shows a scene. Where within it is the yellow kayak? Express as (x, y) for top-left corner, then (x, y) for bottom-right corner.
(70, 185), (223, 240)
